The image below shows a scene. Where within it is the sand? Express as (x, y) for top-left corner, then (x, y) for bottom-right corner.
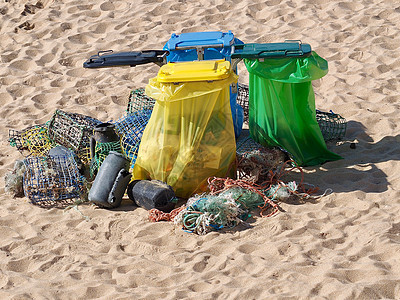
(1, 0), (400, 299)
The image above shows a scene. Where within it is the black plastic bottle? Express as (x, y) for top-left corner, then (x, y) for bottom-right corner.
(127, 180), (176, 212)
(88, 151), (131, 208)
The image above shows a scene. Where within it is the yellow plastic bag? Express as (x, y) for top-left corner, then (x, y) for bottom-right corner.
(133, 61), (237, 198)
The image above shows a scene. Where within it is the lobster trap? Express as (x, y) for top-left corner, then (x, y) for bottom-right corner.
(113, 110), (152, 165)
(8, 124), (54, 157)
(23, 153), (85, 205)
(90, 141), (122, 177)
(236, 83), (249, 124)
(127, 88), (156, 114)
(47, 110), (101, 164)
(316, 110), (347, 141)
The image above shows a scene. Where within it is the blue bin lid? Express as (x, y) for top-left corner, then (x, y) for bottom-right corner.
(165, 31), (235, 50)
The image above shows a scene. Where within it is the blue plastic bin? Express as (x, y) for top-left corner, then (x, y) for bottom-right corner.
(163, 31), (244, 138)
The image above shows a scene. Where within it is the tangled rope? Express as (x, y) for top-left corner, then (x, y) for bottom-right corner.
(173, 192), (250, 235)
(148, 206), (185, 222)
(149, 159), (322, 234)
(208, 177), (279, 217)
(236, 147), (286, 184)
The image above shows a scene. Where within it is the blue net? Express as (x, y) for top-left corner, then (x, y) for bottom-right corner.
(114, 110), (152, 165)
(174, 187), (266, 235)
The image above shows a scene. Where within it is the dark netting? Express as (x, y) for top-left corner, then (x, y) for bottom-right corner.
(236, 130), (265, 156)
(89, 141), (123, 177)
(8, 124), (54, 156)
(316, 110), (347, 141)
(114, 110), (152, 165)
(127, 88), (156, 114)
(236, 130), (286, 183)
(236, 83), (249, 124)
(23, 153), (85, 205)
(47, 109), (102, 164)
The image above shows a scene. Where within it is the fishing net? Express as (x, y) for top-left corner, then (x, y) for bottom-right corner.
(23, 152), (86, 206)
(89, 140), (123, 177)
(154, 168), (320, 234)
(208, 177), (279, 216)
(127, 88), (156, 114)
(174, 194), (243, 235)
(174, 184), (270, 235)
(113, 110), (152, 165)
(316, 110), (347, 141)
(236, 83), (249, 124)
(236, 131), (286, 183)
(8, 124), (54, 156)
(47, 109), (101, 164)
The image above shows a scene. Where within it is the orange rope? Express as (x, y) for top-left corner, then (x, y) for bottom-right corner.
(149, 206), (185, 222)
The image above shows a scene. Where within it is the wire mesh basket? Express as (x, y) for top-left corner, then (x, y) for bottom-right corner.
(23, 152), (85, 206)
(127, 88), (156, 114)
(236, 83), (249, 124)
(47, 110), (102, 164)
(316, 110), (347, 141)
(89, 141), (123, 177)
(8, 124), (54, 156)
(114, 110), (152, 165)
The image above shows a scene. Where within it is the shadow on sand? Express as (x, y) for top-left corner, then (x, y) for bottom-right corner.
(302, 120), (397, 194)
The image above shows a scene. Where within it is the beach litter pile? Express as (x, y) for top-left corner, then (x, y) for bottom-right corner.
(5, 30), (347, 234)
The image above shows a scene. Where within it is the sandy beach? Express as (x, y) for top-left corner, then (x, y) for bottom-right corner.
(1, 0), (400, 299)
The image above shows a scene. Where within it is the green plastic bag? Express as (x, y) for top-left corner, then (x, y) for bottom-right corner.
(244, 52), (342, 166)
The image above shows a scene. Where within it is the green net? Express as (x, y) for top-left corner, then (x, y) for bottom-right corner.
(219, 187), (264, 210)
(174, 187), (265, 235)
(90, 141), (123, 177)
(127, 88), (156, 114)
